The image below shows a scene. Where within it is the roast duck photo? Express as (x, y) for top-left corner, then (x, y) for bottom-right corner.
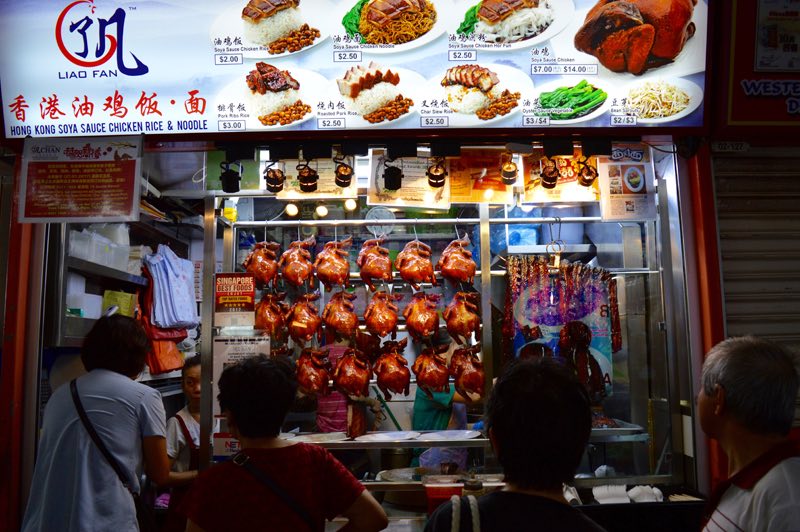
(574, 0), (698, 75)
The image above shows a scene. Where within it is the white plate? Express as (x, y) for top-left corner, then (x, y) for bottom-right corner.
(210, 2), (334, 59)
(278, 432), (297, 440)
(293, 432), (349, 443)
(354, 431), (421, 442)
(529, 77), (611, 125)
(621, 77), (703, 124)
(214, 67), (326, 130)
(337, 0), (456, 54)
(327, 67), (425, 129)
(428, 63), (532, 127)
(453, 0), (575, 50)
(416, 429), (482, 441)
(623, 167), (645, 192)
(548, 0), (708, 81)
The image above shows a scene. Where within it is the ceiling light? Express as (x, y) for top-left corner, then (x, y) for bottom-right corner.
(297, 161), (319, 192)
(264, 161), (285, 193)
(483, 188), (495, 200)
(426, 158), (447, 188)
(383, 159), (403, 191)
(285, 203), (299, 217)
(344, 198), (358, 211)
(315, 204), (329, 218)
(501, 161), (518, 186)
(219, 161), (242, 193)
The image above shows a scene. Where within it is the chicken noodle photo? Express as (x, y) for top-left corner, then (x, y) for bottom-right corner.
(627, 80), (690, 119)
(343, 0), (437, 45)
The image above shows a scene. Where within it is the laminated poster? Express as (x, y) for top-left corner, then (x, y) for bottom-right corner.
(448, 148), (514, 204)
(367, 149), (451, 210)
(214, 273), (256, 327)
(597, 144), (657, 221)
(212, 335), (271, 416)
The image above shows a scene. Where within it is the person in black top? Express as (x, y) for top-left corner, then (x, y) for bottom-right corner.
(425, 358), (605, 532)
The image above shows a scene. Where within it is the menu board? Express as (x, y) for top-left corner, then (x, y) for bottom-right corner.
(0, 0), (707, 138)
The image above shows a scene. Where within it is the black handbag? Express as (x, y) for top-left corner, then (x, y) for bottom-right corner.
(70, 379), (158, 532)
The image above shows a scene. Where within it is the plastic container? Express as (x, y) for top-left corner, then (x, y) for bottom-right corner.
(424, 482), (462, 515)
(68, 230), (91, 261)
(109, 245), (129, 272)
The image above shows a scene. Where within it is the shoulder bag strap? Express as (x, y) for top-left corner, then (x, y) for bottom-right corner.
(175, 413), (198, 450)
(232, 452), (315, 531)
(70, 379), (135, 494)
(449, 495), (480, 532)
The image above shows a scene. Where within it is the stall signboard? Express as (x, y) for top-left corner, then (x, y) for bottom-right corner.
(212, 335), (271, 417)
(597, 144), (657, 221)
(18, 136), (141, 223)
(0, 0), (708, 139)
(214, 273), (256, 327)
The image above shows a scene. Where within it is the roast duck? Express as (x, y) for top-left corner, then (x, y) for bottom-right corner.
(394, 239), (437, 290)
(285, 292), (322, 346)
(255, 291), (289, 344)
(269, 344), (291, 360)
(558, 320), (606, 404)
(574, 0), (698, 75)
(443, 291), (480, 345)
(333, 348), (371, 398)
(364, 290), (401, 338)
(296, 348), (331, 395)
(355, 329), (382, 364)
(357, 238), (393, 292)
(278, 236), (316, 287)
(373, 338), (411, 400)
(322, 291), (359, 339)
(449, 343), (485, 402)
(242, 241), (281, 289)
(437, 236), (477, 286)
(314, 236), (353, 291)
(412, 343), (450, 399)
(403, 292), (440, 343)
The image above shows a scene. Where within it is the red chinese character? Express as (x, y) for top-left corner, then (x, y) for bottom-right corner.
(9, 95), (29, 121)
(103, 90), (128, 118)
(135, 91), (162, 116)
(184, 89), (207, 115)
(40, 94), (67, 120)
(72, 96), (95, 117)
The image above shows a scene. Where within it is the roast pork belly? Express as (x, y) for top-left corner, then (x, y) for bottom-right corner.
(478, 0), (540, 24)
(337, 62), (401, 99)
(242, 0), (300, 21)
(365, 0), (427, 27)
(246, 62), (300, 94)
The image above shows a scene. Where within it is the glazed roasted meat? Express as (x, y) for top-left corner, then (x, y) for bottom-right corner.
(365, 0), (427, 26)
(364, 290), (401, 338)
(296, 348), (331, 395)
(443, 291), (480, 345)
(394, 239), (437, 290)
(337, 62), (401, 99)
(279, 236), (316, 287)
(246, 62), (301, 94)
(285, 292), (322, 346)
(558, 320), (606, 404)
(255, 291), (289, 344)
(357, 237), (393, 292)
(322, 291), (359, 339)
(373, 338), (410, 400)
(441, 65), (500, 93)
(314, 236), (353, 291)
(436, 236), (477, 286)
(478, 0), (540, 23)
(412, 343), (450, 399)
(243, 241), (281, 288)
(403, 292), (440, 342)
(449, 343), (485, 401)
(354, 329), (382, 363)
(242, 0), (300, 21)
(333, 348), (372, 398)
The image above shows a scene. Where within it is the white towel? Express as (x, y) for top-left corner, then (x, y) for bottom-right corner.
(627, 485), (664, 503)
(592, 485), (630, 504)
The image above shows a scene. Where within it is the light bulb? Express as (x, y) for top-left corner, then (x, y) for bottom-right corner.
(315, 205), (329, 218)
(285, 203), (299, 217)
(344, 198), (357, 212)
(483, 188), (495, 200)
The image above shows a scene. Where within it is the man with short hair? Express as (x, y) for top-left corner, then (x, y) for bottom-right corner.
(700, 336), (800, 531)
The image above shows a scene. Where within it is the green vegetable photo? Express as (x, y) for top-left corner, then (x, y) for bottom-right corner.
(534, 79), (607, 121)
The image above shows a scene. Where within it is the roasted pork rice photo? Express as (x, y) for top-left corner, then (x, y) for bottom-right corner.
(337, 62), (414, 123)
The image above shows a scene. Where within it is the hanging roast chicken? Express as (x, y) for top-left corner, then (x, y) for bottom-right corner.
(279, 236), (316, 287)
(364, 290), (401, 338)
(373, 338), (410, 400)
(333, 348), (371, 398)
(449, 343), (485, 402)
(296, 347), (331, 395)
(255, 291), (289, 344)
(243, 241), (281, 288)
(394, 239), (437, 290)
(354, 329), (382, 364)
(314, 236), (353, 291)
(357, 237), (393, 292)
(443, 291), (480, 345)
(412, 343), (450, 399)
(403, 292), (440, 343)
(437, 235), (477, 286)
(322, 291), (359, 339)
(285, 292), (322, 346)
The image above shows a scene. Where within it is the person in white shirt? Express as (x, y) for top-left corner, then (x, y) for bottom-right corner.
(699, 336), (800, 532)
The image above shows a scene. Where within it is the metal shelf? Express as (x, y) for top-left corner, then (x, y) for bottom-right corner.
(66, 256), (148, 286)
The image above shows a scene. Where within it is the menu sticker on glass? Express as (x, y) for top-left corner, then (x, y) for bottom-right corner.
(597, 144), (656, 221)
(214, 273), (256, 327)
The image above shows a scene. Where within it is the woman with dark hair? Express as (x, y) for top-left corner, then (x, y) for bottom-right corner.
(22, 315), (196, 532)
(182, 355), (388, 532)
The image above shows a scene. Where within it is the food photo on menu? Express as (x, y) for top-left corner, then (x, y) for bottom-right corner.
(241, 0), (322, 54)
(456, 0), (558, 44)
(336, 62), (415, 124)
(342, 0), (438, 45)
(440, 64), (521, 121)
(245, 62), (312, 126)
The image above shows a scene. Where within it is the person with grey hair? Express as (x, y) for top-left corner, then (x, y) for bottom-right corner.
(699, 336), (800, 532)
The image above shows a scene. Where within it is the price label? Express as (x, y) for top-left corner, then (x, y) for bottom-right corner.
(218, 120), (245, 131)
(611, 115), (637, 126)
(421, 116), (448, 127)
(530, 64), (598, 75)
(317, 118), (345, 129)
(333, 51), (362, 62)
(523, 115), (550, 127)
(448, 50), (477, 61)
(214, 54), (243, 66)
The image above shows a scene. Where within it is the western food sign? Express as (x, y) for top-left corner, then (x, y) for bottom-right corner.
(0, 0), (709, 138)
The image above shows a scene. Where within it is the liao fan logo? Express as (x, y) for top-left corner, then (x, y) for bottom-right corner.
(55, 0), (149, 78)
